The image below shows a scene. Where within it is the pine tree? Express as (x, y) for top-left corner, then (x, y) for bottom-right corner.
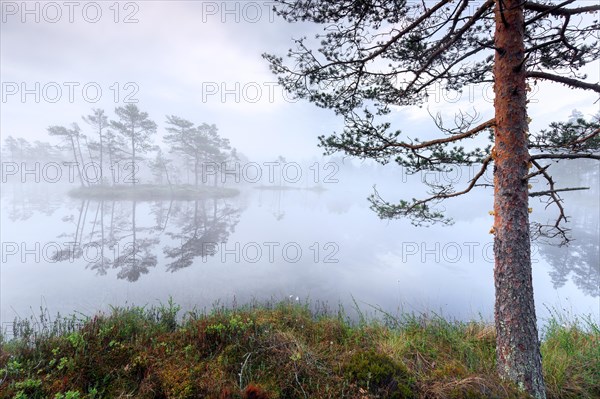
(264, 1), (600, 397)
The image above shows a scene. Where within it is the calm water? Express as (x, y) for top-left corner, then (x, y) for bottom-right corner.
(1, 163), (598, 331)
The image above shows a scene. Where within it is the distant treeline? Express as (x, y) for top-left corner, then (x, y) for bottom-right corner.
(2, 105), (245, 187)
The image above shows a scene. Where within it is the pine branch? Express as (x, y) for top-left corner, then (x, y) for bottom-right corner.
(571, 128), (600, 146)
(375, 118), (495, 152)
(370, 156), (492, 224)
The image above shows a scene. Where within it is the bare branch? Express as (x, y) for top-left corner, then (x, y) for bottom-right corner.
(404, 156), (491, 207)
(524, 1), (600, 16)
(529, 160), (573, 244)
(523, 163), (550, 180)
(526, 71), (600, 93)
(370, 156), (492, 225)
(530, 153), (600, 161)
(524, 0), (576, 25)
(529, 187), (590, 197)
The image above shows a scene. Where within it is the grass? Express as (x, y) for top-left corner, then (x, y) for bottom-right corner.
(68, 184), (239, 200)
(1, 300), (597, 399)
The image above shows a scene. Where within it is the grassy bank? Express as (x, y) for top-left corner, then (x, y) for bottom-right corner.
(1, 301), (597, 399)
(68, 184), (239, 201)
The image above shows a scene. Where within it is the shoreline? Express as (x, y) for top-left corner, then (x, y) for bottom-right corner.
(2, 301), (597, 399)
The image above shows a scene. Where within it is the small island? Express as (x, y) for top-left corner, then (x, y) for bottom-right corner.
(68, 184), (239, 201)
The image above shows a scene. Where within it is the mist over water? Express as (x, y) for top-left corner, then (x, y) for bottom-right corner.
(2, 159), (598, 332)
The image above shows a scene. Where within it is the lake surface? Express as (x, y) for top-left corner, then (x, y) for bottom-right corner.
(1, 162), (598, 333)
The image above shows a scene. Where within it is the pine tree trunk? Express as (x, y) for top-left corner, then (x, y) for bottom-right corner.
(195, 158), (199, 188)
(493, 2), (546, 398)
(100, 200), (105, 270)
(131, 126), (136, 188)
(75, 134), (87, 187)
(162, 159), (172, 190)
(108, 145), (115, 186)
(99, 125), (104, 185)
(70, 136), (85, 187)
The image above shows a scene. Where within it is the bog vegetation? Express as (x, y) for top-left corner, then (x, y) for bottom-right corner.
(1, 301), (598, 399)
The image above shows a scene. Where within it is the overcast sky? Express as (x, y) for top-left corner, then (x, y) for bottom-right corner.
(1, 1), (599, 161)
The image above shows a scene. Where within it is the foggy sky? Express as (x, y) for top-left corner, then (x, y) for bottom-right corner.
(1, 1), (599, 161)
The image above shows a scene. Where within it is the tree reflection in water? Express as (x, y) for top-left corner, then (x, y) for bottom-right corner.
(163, 199), (240, 272)
(2, 182), (596, 293)
(44, 197), (240, 281)
(538, 206), (600, 297)
(534, 159), (599, 297)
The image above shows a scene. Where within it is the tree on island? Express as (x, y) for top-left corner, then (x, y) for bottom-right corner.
(202, 122), (234, 186)
(47, 124), (88, 187)
(264, 1), (600, 397)
(82, 108), (110, 184)
(103, 128), (128, 186)
(149, 147), (173, 188)
(163, 116), (232, 187)
(163, 115), (197, 185)
(111, 104), (157, 187)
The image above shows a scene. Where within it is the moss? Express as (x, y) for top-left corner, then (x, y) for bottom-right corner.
(343, 349), (416, 398)
(431, 360), (469, 379)
(156, 362), (195, 398)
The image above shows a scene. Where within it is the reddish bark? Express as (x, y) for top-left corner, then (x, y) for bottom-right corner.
(493, 1), (546, 398)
